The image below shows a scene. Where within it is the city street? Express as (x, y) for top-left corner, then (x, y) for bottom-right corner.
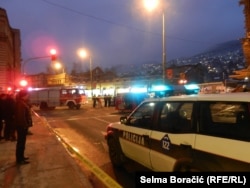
(35, 100), (141, 188)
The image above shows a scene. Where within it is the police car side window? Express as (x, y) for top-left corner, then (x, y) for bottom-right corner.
(128, 102), (156, 129)
(159, 102), (193, 133)
(199, 102), (250, 141)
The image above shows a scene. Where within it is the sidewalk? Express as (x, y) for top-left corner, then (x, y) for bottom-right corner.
(0, 112), (93, 188)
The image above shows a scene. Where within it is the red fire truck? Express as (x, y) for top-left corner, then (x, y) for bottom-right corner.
(28, 87), (87, 110)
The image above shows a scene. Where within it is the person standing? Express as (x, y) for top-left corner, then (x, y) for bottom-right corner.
(107, 94), (112, 107)
(0, 93), (7, 140)
(104, 94), (108, 107)
(3, 93), (16, 141)
(92, 94), (97, 108)
(14, 90), (32, 165)
(97, 95), (103, 108)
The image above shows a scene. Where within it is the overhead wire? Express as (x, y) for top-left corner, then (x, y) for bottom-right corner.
(41, 0), (211, 45)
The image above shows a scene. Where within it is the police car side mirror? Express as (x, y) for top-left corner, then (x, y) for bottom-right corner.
(120, 116), (127, 124)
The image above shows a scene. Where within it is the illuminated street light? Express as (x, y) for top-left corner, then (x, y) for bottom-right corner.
(54, 62), (62, 69)
(78, 48), (93, 96)
(144, 0), (166, 83)
(19, 79), (28, 87)
(144, 0), (159, 11)
(54, 61), (64, 73)
(78, 49), (87, 59)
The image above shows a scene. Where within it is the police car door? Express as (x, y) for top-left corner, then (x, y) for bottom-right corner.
(120, 101), (157, 170)
(149, 101), (196, 171)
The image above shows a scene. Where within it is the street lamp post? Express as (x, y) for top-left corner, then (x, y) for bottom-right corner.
(162, 9), (166, 82)
(78, 49), (93, 96)
(89, 56), (93, 96)
(143, 0), (166, 83)
(54, 61), (65, 73)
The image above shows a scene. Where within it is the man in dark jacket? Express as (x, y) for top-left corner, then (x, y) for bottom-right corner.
(0, 93), (7, 140)
(14, 90), (32, 165)
(3, 93), (16, 141)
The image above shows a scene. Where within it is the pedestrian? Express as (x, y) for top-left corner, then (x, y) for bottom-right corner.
(0, 93), (7, 140)
(26, 100), (34, 136)
(107, 94), (112, 107)
(97, 95), (103, 108)
(3, 93), (16, 141)
(14, 90), (33, 165)
(104, 94), (108, 107)
(92, 94), (97, 108)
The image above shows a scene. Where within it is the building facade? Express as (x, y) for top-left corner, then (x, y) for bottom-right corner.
(0, 7), (21, 92)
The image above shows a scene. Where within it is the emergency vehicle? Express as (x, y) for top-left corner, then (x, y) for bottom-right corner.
(28, 87), (87, 109)
(114, 92), (148, 113)
(105, 92), (250, 171)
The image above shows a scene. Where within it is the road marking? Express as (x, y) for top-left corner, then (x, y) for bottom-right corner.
(37, 112), (122, 188)
(67, 118), (82, 121)
(59, 134), (122, 188)
(94, 117), (110, 123)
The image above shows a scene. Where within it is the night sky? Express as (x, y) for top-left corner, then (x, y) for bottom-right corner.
(0, 0), (245, 74)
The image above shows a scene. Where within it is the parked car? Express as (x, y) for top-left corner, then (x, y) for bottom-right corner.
(105, 92), (250, 171)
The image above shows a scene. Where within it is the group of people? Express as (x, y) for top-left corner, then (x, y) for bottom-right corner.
(0, 90), (33, 165)
(92, 94), (112, 108)
(0, 93), (16, 141)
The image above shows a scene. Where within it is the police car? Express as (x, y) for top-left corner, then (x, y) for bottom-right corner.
(105, 92), (250, 171)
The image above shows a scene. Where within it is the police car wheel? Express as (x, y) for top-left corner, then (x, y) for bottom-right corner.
(107, 137), (124, 167)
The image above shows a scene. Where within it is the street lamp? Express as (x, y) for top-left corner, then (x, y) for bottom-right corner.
(143, 0), (166, 83)
(54, 61), (64, 73)
(78, 49), (93, 96)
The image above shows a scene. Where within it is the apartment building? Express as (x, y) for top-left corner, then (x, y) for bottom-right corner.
(0, 7), (21, 92)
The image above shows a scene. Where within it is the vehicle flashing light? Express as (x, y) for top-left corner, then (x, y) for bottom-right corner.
(7, 87), (12, 92)
(151, 85), (173, 91)
(19, 79), (28, 87)
(130, 87), (147, 93)
(184, 84), (200, 90)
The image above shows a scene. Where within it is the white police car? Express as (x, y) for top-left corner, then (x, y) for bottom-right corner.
(105, 92), (250, 171)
